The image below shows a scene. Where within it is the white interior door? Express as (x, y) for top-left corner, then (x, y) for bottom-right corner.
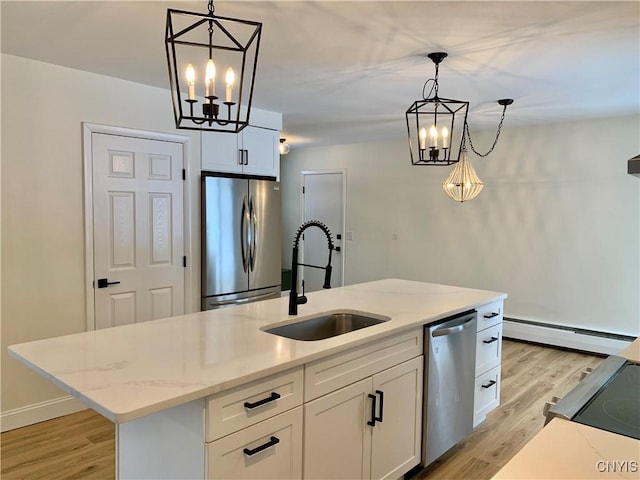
(92, 133), (185, 329)
(301, 171), (345, 293)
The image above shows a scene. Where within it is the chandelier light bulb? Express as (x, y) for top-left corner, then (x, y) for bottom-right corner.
(429, 125), (438, 147)
(185, 64), (196, 100)
(441, 126), (449, 149)
(225, 67), (235, 102)
(205, 59), (216, 97)
(419, 128), (427, 149)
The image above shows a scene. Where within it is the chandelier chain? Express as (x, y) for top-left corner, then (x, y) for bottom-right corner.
(208, 0), (215, 16)
(464, 104), (508, 158)
(421, 63), (441, 100)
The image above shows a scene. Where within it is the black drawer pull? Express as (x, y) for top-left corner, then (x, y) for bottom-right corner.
(374, 390), (384, 423)
(367, 393), (377, 426)
(243, 436), (280, 456)
(483, 336), (499, 344)
(483, 312), (499, 319)
(244, 392), (281, 410)
(482, 380), (497, 389)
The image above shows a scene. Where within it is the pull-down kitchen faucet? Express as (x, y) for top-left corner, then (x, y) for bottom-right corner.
(289, 221), (334, 315)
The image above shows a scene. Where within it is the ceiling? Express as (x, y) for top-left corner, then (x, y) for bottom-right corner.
(2, 1), (639, 148)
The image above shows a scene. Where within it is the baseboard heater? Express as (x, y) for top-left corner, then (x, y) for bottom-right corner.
(503, 317), (636, 356)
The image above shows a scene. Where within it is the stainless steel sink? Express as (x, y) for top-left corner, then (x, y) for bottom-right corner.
(263, 311), (389, 341)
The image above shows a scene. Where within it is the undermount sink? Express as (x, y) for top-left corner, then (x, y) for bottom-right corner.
(263, 311), (389, 341)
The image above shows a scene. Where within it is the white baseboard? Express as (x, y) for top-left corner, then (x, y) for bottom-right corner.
(1, 395), (87, 432)
(503, 319), (633, 356)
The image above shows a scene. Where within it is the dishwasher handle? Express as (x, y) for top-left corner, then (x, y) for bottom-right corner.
(431, 317), (475, 337)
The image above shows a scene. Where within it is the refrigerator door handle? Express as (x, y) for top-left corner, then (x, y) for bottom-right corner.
(240, 196), (249, 273)
(249, 196), (257, 271)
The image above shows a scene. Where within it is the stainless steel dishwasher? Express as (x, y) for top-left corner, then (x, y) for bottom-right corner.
(422, 310), (477, 466)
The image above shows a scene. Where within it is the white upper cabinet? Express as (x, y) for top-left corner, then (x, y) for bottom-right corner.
(201, 108), (282, 179)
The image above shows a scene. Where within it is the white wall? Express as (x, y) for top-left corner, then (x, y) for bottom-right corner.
(0, 54), (202, 419)
(281, 115), (640, 336)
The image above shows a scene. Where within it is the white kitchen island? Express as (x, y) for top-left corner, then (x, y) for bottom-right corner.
(9, 279), (506, 479)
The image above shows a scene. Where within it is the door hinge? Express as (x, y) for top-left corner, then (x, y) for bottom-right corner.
(302, 186), (305, 194)
(183, 256), (187, 268)
(182, 169), (186, 181)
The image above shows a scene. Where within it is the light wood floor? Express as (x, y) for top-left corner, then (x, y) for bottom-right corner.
(1, 339), (603, 480)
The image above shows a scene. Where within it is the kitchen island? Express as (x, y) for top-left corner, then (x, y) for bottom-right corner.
(9, 279), (506, 479)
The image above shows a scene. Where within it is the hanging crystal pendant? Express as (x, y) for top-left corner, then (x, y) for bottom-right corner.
(441, 148), (484, 202)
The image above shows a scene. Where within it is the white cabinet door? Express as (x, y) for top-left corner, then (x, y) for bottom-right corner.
(241, 126), (278, 177)
(207, 407), (303, 480)
(304, 378), (372, 480)
(371, 357), (423, 480)
(202, 131), (242, 174)
(201, 127), (279, 178)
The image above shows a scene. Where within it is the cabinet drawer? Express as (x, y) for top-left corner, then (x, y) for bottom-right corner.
(476, 323), (503, 376)
(473, 365), (501, 427)
(476, 300), (503, 331)
(206, 366), (303, 441)
(207, 406), (303, 480)
(304, 328), (423, 401)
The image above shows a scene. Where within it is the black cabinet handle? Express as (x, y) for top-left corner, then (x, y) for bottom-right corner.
(367, 393), (377, 426)
(243, 436), (280, 456)
(374, 390), (384, 423)
(96, 278), (120, 289)
(483, 336), (499, 344)
(244, 392), (281, 410)
(482, 380), (497, 389)
(483, 312), (499, 319)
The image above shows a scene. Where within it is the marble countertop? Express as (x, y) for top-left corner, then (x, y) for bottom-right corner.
(8, 278), (505, 423)
(621, 336), (640, 363)
(493, 336), (640, 479)
(493, 418), (640, 479)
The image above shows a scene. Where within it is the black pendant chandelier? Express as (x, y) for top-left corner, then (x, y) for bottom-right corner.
(405, 52), (513, 166)
(165, 0), (261, 133)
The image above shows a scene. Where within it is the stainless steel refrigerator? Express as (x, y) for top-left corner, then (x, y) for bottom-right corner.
(201, 172), (282, 311)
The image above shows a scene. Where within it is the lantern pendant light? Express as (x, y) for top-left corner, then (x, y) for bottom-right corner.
(406, 52), (469, 166)
(165, 0), (262, 133)
(406, 51), (513, 202)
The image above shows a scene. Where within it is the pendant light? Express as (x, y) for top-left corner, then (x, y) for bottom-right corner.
(406, 52), (512, 166)
(406, 53), (468, 165)
(441, 146), (484, 202)
(406, 52), (513, 202)
(165, 0), (261, 133)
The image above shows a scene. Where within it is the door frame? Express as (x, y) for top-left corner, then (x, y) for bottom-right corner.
(299, 169), (347, 288)
(82, 123), (192, 331)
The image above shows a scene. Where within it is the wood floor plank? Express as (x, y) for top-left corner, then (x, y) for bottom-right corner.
(1, 339), (603, 479)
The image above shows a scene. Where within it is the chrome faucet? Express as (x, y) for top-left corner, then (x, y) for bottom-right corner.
(289, 220), (334, 315)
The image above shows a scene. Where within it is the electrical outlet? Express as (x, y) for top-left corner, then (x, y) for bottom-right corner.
(345, 231), (353, 241)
